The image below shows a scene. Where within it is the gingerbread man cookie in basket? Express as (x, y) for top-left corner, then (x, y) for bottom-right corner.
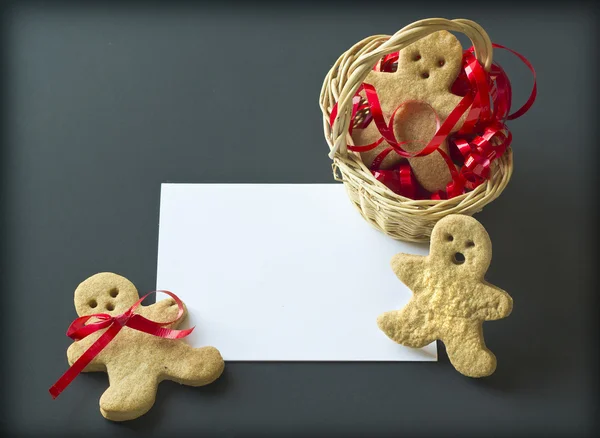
(353, 31), (466, 192)
(53, 272), (224, 421)
(377, 215), (512, 377)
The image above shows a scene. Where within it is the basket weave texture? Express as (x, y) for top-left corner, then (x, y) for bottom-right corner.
(319, 18), (513, 242)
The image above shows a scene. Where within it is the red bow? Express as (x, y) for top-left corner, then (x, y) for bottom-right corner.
(329, 43), (537, 199)
(49, 290), (193, 399)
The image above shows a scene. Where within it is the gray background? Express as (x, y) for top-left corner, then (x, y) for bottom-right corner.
(1, 1), (597, 437)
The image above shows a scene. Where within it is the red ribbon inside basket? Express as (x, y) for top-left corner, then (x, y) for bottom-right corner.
(329, 43), (537, 199)
(49, 290), (193, 399)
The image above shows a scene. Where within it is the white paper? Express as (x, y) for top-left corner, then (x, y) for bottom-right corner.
(156, 184), (436, 361)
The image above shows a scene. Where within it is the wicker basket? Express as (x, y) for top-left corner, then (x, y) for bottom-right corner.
(319, 18), (513, 242)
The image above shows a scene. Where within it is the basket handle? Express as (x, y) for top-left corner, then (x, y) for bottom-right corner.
(327, 18), (493, 160)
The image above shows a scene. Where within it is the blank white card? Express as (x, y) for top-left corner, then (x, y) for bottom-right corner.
(156, 184), (436, 361)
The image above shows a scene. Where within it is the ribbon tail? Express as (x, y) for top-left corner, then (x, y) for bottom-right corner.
(49, 322), (122, 399)
(492, 43), (537, 120)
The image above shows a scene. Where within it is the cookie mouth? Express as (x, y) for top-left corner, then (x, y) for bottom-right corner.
(452, 252), (465, 265)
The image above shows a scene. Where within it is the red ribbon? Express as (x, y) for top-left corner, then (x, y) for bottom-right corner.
(49, 290), (193, 399)
(330, 42), (537, 199)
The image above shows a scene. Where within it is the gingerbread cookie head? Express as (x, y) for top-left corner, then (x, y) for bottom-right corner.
(373, 30), (463, 114)
(74, 272), (140, 317)
(427, 214), (492, 279)
(352, 30), (466, 192)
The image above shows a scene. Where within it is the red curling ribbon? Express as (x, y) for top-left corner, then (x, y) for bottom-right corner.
(370, 146), (393, 170)
(328, 42), (537, 200)
(49, 290), (193, 399)
(373, 162), (416, 199)
(492, 43), (537, 120)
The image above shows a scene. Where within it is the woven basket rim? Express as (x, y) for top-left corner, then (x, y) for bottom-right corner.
(319, 18), (510, 210)
(333, 149), (512, 210)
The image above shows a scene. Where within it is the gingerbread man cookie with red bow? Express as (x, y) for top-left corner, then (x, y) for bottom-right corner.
(65, 273), (224, 421)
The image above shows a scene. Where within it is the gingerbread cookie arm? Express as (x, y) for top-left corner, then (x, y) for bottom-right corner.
(390, 253), (427, 291)
(435, 93), (467, 127)
(161, 344), (224, 386)
(363, 68), (385, 88)
(99, 365), (159, 421)
(472, 282), (513, 321)
(377, 300), (437, 348)
(136, 297), (187, 329)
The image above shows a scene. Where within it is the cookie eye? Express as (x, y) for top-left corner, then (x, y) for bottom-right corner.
(466, 240), (475, 248)
(421, 72), (430, 79)
(438, 58), (445, 67)
(445, 234), (454, 242)
(106, 303), (115, 311)
(413, 53), (421, 61)
(109, 287), (119, 298)
(452, 252), (465, 265)
(88, 299), (97, 308)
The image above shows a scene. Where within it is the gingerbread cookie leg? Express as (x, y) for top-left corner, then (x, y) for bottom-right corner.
(99, 368), (159, 421)
(442, 320), (496, 378)
(353, 121), (405, 170)
(161, 344), (224, 386)
(377, 301), (437, 348)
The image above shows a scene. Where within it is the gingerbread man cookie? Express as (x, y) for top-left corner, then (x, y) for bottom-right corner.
(377, 215), (512, 377)
(353, 31), (466, 192)
(67, 273), (224, 421)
